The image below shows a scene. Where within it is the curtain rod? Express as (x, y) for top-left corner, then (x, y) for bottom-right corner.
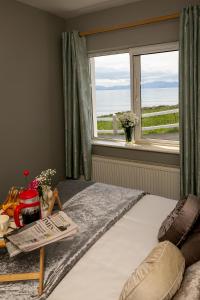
(79, 12), (180, 37)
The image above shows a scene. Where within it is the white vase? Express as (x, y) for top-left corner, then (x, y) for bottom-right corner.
(40, 186), (53, 218)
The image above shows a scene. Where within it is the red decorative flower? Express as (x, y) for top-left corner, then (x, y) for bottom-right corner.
(23, 169), (30, 177)
(28, 179), (39, 190)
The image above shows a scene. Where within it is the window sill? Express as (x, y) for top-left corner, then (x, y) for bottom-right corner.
(92, 139), (179, 154)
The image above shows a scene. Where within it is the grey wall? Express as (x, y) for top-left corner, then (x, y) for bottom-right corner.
(66, 0), (199, 52)
(0, 0), (66, 200)
(92, 145), (180, 167)
(66, 0), (199, 166)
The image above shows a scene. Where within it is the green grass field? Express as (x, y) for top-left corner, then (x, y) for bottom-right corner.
(97, 105), (179, 136)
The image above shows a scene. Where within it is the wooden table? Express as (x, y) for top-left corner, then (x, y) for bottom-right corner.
(0, 188), (62, 296)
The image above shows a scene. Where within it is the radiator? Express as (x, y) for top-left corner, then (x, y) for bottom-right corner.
(92, 155), (180, 200)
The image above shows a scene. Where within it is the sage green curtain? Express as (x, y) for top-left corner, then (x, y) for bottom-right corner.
(180, 5), (200, 197)
(62, 31), (92, 180)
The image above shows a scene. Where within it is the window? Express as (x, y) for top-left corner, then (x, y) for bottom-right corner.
(90, 42), (179, 145)
(90, 53), (131, 140)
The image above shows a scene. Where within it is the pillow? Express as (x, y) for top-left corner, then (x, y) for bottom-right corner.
(158, 198), (185, 241)
(173, 260), (200, 300)
(181, 218), (200, 267)
(158, 195), (200, 246)
(119, 241), (185, 300)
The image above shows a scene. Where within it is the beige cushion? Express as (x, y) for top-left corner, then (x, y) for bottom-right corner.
(119, 241), (185, 300)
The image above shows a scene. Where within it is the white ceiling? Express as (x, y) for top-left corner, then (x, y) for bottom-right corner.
(16, 0), (142, 19)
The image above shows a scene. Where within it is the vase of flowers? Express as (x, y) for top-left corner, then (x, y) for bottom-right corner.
(118, 111), (139, 143)
(28, 169), (56, 217)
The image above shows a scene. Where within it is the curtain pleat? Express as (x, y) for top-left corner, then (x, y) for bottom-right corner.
(62, 31), (92, 180)
(180, 5), (200, 197)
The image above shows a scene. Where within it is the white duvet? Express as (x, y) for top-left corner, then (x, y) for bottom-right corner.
(48, 195), (177, 300)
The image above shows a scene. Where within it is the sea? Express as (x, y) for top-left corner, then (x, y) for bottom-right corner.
(96, 87), (178, 116)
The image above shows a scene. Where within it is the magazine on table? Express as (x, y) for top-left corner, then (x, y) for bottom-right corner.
(6, 211), (78, 257)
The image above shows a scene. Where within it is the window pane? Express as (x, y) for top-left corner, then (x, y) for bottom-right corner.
(141, 51), (179, 141)
(92, 53), (131, 140)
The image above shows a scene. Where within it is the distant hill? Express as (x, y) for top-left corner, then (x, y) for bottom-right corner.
(96, 85), (128, 90)
(142, 81), (178, 88)
(96, 81), (178, 90)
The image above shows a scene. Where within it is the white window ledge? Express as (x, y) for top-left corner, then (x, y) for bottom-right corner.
(92, 139), (179, 154)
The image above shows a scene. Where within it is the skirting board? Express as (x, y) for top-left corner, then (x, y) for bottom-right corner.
(92, 155), (180, 200)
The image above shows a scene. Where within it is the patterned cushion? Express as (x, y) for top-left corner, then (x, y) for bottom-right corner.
(181, 218), (200, 267)
(158, 195), (200, 246)
(173, 261), (200, 300)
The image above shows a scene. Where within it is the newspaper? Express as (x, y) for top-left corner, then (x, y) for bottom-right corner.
(6, 211), (78, 255)
(5, 241), (21, 257)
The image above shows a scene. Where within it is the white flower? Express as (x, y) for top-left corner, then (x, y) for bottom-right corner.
(36, 169), (56, 186)
(117, 111), (139, 128)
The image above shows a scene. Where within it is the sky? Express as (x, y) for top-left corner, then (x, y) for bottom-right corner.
(94, 51), (179, 88)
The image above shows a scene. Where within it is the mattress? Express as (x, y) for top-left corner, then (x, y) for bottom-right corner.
(48, 194), (177, 300)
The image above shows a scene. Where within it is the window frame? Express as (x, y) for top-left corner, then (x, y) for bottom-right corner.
(89, 42), (179, 146)
(89, 49), (131, 140)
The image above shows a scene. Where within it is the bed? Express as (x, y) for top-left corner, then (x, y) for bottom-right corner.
(0, 180), (182, 300)
(48, 185), (177, 300)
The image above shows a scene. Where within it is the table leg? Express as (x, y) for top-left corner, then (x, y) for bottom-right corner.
(38, 247), (45, 296)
